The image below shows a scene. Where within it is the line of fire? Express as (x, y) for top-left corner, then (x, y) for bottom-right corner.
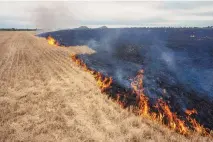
(46, 35), (212, 137)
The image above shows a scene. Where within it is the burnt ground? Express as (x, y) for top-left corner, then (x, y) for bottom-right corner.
(39, 28), (213, 131)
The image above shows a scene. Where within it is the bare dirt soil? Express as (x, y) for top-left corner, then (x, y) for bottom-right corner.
(0, 31), (211, 142)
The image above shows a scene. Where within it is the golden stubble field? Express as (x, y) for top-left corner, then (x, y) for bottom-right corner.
(0, 31), (211, 142)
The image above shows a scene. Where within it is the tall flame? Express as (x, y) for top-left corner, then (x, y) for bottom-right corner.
(131, 70), (189, 135)
(156, 99), (189, 134)
(131, 70), (149, 116)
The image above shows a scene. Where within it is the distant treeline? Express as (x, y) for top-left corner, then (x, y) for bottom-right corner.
(0, 28), (37, 31)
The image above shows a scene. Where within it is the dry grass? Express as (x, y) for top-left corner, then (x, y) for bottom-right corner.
(0, 31), (212, 142)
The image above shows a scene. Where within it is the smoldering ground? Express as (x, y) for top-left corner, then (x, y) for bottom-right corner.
(38, 16), (213, 129)
(40, 28), (213, 101)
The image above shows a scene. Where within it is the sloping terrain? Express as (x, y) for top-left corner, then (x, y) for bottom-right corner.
(0, 31), (211, 141)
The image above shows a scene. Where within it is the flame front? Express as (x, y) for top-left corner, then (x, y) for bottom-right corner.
(71, 54), (113, 92)
(156, 99), (189, 134)
(47, 35), (59, 46)
(44, 35), (211, 137)
(131, 70), (189, 135)
(70, 54), (211, 136)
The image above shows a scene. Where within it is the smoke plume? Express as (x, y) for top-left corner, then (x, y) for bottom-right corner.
(32, 2), (76, 33)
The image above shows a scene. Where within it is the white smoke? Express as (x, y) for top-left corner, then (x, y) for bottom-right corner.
(32, 2), (77, 33)
(161, 50), (176, 70)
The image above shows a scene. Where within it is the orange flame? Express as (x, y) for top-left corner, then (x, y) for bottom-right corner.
(131, 70), (149, 116)
(131, 70), (189, 135)
(156, 99), (189, 135)
(185, 109), (209, 135)
(116, 94), (125, 108)
(185, 109), (198, 116)
(71, 54), (113, 92)
(187, 116), (208, 135)
(47, 35), (60, 46)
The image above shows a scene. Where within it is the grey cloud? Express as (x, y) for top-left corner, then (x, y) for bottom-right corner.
(191, 12), (213, 16)
(0, 15), (28, 22)
(81, 17), (169, 26)
(158, 1), (213, 10)
(1, 1), (213, 28)
(174, 19), (213, 27)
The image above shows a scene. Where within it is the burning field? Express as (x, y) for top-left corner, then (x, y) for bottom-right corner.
(69, 53), (211, 136)
(42, 28), (213, 137)
(0, 31), (213, 142)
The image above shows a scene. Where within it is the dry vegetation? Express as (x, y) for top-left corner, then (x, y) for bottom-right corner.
(0, 31), (212, 142)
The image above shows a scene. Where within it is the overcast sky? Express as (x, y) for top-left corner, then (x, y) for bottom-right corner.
(1, 1), (213, 29)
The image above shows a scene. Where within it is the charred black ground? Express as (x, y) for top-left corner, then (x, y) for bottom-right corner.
(39, 27), (213, 131)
